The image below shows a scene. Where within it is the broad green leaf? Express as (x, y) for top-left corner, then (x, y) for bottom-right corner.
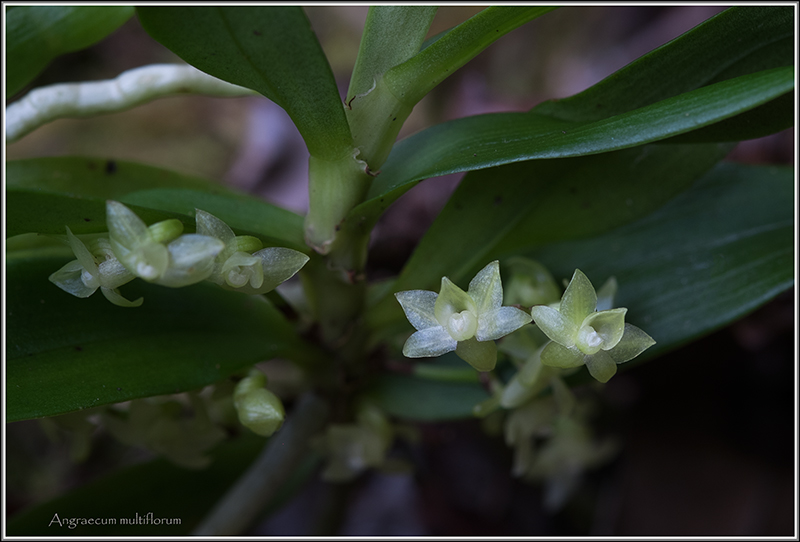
(346, 6), (438, 101)
(524, 162), (794, 361)
(6, 254), (316, 422)
(136, 6), (353, 161)
(5, 157), (306, 250)
(6, 434), (320, 536)
(375, 143), (731, 317)
(6, 6), (134, 97)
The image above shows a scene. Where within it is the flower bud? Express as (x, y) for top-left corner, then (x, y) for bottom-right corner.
(233, 368), (285, 437)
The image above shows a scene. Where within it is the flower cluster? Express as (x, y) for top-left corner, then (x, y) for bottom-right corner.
(49, 201), (309, 306)
(395, 259), (655, 384)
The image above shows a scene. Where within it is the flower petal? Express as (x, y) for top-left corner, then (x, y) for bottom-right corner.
(607, 324), (656, 364)
(402, 327), (457, 358)
(65, 227), (98, 275)
(476, 306), (532, 341)
(455, 336), (497, 372)
(222, 251), (263, 289)
(395, 290), (439, 331)
(106, 200), (150, 251)
(468, 260), (502, 314)
(98, 257), (136, 290)
(560, 269), (597, 327)
(155, 234), (225, 287)
(540, 341), (586, 369)
(49, 260), (97, 298)
(100, 287), (144, 307)
(253, 247), (310, 293)
(584, 350), (617, 383)
(581, 308), (627, 351)
(434, 277), (476, 326)
(595, 276), (618, 312)
(530, 305), (576, 347)
(195, 209), (237, 260)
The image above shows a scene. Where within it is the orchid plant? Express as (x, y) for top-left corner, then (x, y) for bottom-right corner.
(5, 5), (794, 537)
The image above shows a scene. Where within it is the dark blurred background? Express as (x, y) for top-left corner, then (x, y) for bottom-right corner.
(6, 6), (796, 536)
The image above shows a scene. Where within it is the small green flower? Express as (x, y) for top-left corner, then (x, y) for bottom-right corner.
(530, 269), (655, 383)
(195, 209), (310, 295)
(49, 227), (142, 307)
(395, 261), (532, 372)
(107, 200), (224, 288)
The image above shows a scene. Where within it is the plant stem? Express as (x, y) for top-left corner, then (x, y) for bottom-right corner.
(191, 393), (330, 536)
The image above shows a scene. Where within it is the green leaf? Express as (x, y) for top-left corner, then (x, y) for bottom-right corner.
(6, 254), (312, 422)
(346, 6), (438, 101)
(345, 6), (793, 232)
(5, 157), (306, 250)
(6, 434), (320, 536)
(6, 6), (134, 97)
(378, 143), (731, 314)
(367, 66), (791, 207)
(364, 373), (489, 422)
(526, 161), (795, 360)
(533, 6), (794, 122)
(136, 6), (353, 160)
(384, 6), (557, 105)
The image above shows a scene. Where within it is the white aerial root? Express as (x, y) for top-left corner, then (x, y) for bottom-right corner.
(6, 63), (257, 143)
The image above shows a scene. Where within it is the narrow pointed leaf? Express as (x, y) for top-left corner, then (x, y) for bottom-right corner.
(345, 6), (792, 235)
(384, 6), (557, 105)
(366, 66), (792, 210)
(346, 6), (438, 100)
